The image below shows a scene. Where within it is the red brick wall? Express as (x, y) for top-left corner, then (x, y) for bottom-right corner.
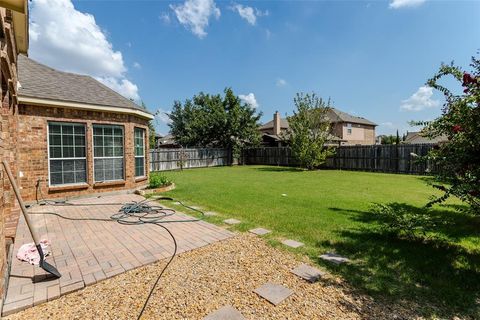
(1, 7), (21, 303)
(17, 105), (150, 202)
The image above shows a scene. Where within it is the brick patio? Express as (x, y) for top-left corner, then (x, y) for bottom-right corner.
(1, 194), (233, 316)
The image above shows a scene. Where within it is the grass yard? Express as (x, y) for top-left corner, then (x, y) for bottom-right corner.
(158, 166), (479, 318)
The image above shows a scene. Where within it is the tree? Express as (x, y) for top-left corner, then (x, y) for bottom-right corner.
(168, 88), (261, 158)
(395, 130), (400, 145)
(286, 93), (334, 170)
(420, 56), (480, 213)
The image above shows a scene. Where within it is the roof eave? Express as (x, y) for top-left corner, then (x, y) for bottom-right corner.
(1, 0), (29, 54)
(18, 95), (154, 120)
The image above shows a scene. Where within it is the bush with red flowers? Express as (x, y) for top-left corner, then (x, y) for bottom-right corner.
(421, 56), (480, 213)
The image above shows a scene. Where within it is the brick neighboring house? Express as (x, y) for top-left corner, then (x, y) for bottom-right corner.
(1, 0), (28, 304)
(16, 55), (154, 202)
(260, 109), (377, 146)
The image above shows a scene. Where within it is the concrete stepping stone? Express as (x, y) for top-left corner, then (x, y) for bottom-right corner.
(204, 211), (217, 217)
(249, 228), (271, 235)
(281, 239), (304, 248)
(224, 218), (241, 225)
(291, 263), (325, 283)
(204, 305), (245, 320)
(319, 252), (350, 264)
(254, 282), (293, 305)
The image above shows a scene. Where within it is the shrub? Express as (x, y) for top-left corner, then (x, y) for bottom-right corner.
(370, 203), (439, 239)
(149, 173), (171, 189)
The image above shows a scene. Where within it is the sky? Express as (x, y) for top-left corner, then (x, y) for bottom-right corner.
(28, 0), (480, 135)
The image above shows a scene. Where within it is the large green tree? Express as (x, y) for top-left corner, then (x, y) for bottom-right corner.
(168, 88), (261, 158)
(286, 93), (334, 170)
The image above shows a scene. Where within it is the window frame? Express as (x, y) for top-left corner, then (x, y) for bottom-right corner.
(47, 121), (88, 187)
(92, 124), (125, 183)
(134, 127), (146, 178)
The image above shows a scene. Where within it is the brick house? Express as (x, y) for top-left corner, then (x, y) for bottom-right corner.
(16, 55), (154, 202)
(260, 109), (377, 146)
(1, 0), (28, 304)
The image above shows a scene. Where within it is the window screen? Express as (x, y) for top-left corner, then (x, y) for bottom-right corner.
(48, 122), (87, 186)
(93, 124), (124, 182)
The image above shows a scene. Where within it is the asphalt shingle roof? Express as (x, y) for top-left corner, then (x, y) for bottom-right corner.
(17, 55), (149, 113)
(260, 108), (376, 129)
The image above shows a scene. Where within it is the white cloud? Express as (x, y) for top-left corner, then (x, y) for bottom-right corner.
(155, 108), (172, 124)
(159, 12), (171, 24)
(133, 62), (141, 69)
(400, 86), (439, 111)
(170, 0), (220, 38)
(389, 0), (426, 9)
(239, 93), (259, 108)
(231, 4), (268, 26)
(276, 78), (287, 87)
(29, 0), (139, 101)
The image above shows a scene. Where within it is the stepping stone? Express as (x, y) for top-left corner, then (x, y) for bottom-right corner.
(204, 211), (217, 217)
(249, 228), (271, 236)
(173, 201), (181, 205)
(254, 282), (293, 305)
(291, 263), (325, 283)
(281, 239), (304, 248)
(204, 305), (245, 320)
(224, 218), (241, 225)
(319, 252), (350, 264)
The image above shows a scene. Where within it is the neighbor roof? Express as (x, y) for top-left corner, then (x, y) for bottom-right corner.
(17, 55), (152, 118)
(403, 131), (448, 144)
(260, 108), (376, 129)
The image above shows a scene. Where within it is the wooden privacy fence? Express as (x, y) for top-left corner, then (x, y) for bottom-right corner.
(243, 144), (438, 175)
(150, 148), (231, 171)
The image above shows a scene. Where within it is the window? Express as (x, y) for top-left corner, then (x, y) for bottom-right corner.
(48, 122), (87, 186)
(134, 128), (146, 177)
(347, 128), (352, 135)
(93, 124), (124, 182)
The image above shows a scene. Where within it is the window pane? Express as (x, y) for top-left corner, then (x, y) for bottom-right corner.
(75, 147), (85, 158)
(93, 127), (103, 135)
(74, 126), (85, 135)
(94, 136), (103, 147)
(62, 125), (73, 135)
(50, 147), (62, 158)
(94, 146), (103, 157)
(63, 160), (74, 172)
(63, 147), (74, 158)
(135, 157), (145, 177)
(75, 135), (85, 146)
(63, 171), (75, 184)
(75, 171), (86, 183)
(50, 160), (63, 173)
(113, 137), (123, 147)
(113, 147), (123, 157)
(104, 136), (113, 147)
(50, 172), (63, 185)
(74, 159), (86, 171)
(114, 169), (123, 180)
(104, 147), (114, 157)
(103, 127), (113, 136)
(49, 124), (61, 134)
(49, 134), (61, 146)
(114, 127), (123, 136)
(62, 135), (73, 146)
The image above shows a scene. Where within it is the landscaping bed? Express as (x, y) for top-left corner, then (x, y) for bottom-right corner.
(5, 233), (422, 320)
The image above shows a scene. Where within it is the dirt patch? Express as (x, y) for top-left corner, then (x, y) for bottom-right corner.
(5, 233), (422, 320)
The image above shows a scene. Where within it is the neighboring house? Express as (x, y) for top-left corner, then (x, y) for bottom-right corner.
(1, 0), (28, 304)
(156, 133), (181, 148)
(403, 131), (448, 144)
(16, 55), (154, 202)
(259, 109), (377, 146)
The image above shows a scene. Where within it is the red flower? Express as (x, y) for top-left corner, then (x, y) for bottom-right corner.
(452, 125), (463, 133)
(463, 73), (475, 84)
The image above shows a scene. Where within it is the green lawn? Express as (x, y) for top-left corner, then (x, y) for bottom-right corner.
(157, 166), (479, 317)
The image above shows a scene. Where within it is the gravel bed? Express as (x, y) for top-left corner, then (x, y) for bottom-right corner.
(5, 233), (422, 320)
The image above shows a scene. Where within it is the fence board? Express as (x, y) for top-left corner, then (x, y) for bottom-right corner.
(150, 148), (231, 171)
(243, 144), (437, 175)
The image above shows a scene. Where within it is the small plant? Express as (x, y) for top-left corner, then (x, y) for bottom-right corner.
(149, 173), (172, 189)
(370, 203), (439, 239)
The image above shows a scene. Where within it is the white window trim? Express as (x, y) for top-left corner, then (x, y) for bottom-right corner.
(92, 124), (125, 183)
(47, 121), (88, 187)
(134, 127), (146, 178)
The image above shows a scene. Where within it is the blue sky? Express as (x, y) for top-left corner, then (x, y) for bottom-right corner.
(29, 0), (480, 135)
